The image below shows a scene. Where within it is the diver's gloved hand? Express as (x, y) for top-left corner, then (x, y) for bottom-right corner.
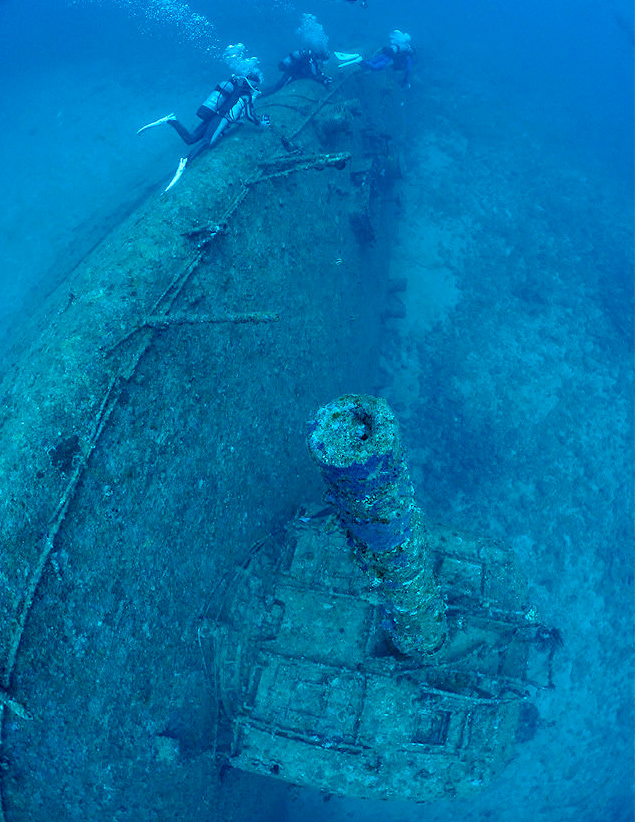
(322, 75), (333, 86)
(260, 114), (271, 127)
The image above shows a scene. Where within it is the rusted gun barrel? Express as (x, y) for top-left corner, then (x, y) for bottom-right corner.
(307, 394), (447, 656)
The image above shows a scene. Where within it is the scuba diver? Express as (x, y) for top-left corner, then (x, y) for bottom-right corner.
(137, 70), (269, 192)
(261, 48), (332, 97)
(337, 30), (414, 89)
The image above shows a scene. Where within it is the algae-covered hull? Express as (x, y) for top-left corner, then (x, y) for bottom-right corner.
(0, 77), (404, 820)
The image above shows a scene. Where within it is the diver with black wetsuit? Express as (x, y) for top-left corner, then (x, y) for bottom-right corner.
(261, 49), (331, 97)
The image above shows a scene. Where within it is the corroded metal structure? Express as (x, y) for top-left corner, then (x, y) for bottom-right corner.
(209, 396), (556, 801)
(308, 394), (447, 655)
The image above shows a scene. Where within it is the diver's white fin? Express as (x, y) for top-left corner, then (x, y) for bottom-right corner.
(164, 157), (187, 193)
(337, 54), (363, 68)
(334, 51), (360, 62)
(137, 113), (176, 135)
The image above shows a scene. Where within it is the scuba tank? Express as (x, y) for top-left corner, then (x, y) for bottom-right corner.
(278, 50), (303, 73)
(199, 80), (236, 117)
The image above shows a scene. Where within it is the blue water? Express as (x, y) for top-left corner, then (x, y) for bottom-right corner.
(0, 0), (632, 820)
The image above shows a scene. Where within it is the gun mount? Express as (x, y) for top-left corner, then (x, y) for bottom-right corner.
(207, 395), (557, 801)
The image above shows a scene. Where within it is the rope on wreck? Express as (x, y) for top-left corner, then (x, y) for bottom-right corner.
(107, 309), (280, 353)
(3, 377), (119, 686)
(288, 74), (351, 142)
(0, 375), (118, 822)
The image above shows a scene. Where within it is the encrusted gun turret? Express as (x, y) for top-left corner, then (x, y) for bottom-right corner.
(307, 393), (446, 656)
(205, 395), (559, 801)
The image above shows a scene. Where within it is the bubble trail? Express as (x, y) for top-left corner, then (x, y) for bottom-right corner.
(69, 0), (220, 59)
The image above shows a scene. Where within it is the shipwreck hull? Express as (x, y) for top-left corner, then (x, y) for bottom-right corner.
(0, 77), (403, 820)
